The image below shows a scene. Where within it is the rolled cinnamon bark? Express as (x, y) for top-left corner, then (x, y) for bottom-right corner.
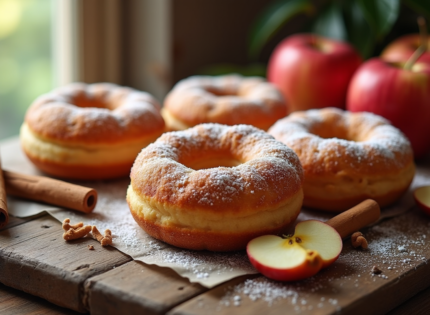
(3, 170), (97, 213)
(326, 199), (380, 238)
(0, 158), (9, 228)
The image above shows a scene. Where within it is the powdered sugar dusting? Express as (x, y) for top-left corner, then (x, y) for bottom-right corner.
(132, 123), (303, 210)
(268, 108), (413, 172)
(144, 250), (256, 280)
(7, 164), (430, 294)
(218, 206), (430, 311)
(44, 177), (258, 287)
(220, 278), (299, 307)
(164, 74), (286, 127)
(27, 82), (164, 142)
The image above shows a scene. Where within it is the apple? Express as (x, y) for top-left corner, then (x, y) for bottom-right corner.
(414, 186), (430, 216)
(381, 34), (430, 63)
(267, 34), (362, 113)
(247, 220), (342, 282)
(346, 58), (430, 158)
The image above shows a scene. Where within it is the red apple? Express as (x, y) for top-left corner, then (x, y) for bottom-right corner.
(247, 220), (342, 282)
(267, 34), (362, 113)
(346, 58), (430, 158)
(381, 34), (430, 63)
(414, 186), (430, 216)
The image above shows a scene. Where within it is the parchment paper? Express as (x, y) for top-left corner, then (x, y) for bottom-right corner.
(2, 137), (430, 288)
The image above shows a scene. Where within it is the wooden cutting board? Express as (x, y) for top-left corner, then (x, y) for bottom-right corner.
(1, 137), (430, 315)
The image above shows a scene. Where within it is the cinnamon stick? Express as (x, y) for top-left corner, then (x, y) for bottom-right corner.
(326, 199), (380, 239)
(0, 157), (9, 228)
(3, 170), (97, 213)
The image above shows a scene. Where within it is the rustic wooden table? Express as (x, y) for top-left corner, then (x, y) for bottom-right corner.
(2, 137), (430, 315)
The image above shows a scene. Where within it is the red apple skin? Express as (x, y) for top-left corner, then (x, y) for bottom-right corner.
(267, 34), (362, 113)
(381, 34), (430, 63)
(413, 186), (430, 216)
(247, 248), (323, 282)
(346, 58), (430, 158)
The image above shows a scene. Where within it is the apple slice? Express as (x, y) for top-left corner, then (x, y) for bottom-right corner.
(414, 186), (430, 215)
(247, 220), (342, 281)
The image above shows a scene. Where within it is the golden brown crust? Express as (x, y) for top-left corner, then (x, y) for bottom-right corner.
(130, 124), (303, 213)
(21, 83), (165, 180)
(303, 185), (411, 212)
(129, 203), (301, 251)
(25, 82), (165, 145)
(127, 124), (304, 251)
(23, 147), (133, 180)
(163, 75), (287, 130)
(268, 107), (415, 211)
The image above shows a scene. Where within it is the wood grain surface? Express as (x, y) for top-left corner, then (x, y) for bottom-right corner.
(0, 215), (131, 312)
(85, 261), (206, 315)
(0, 282), (80, 315)
(168, 207), (430, 315)
(0, 215), (29, 232)
(2, 137), (430, 314)
(1, 208), (430, 314)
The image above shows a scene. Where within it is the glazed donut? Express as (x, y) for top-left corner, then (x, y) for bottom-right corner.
(127, 123), (304, 251)
(268, 108), (415, 212)
(162, 75), (287, 131)
(21, 82), (165, 180)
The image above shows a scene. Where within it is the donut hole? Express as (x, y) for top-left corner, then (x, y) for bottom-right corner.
(183, 155), (242, 170)
(309, 124), (355, 141)
(204, 87), (237, 97)
(71, 94), (120, 111)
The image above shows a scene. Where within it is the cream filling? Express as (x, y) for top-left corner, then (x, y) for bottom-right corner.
(127, 185), (303, 233)
(304, 163), (415, 200)
(20, 123), (157, 165)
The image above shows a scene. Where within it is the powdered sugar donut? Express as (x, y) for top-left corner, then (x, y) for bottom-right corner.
(268, 108), (415, 212)
(162, 74), (287, 131)
(127, 124), (303, 251)
(21, 82), (165, 179)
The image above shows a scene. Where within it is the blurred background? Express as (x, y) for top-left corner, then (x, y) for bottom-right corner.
(0, 0), (427, 141)
(0, 0), (51, 140)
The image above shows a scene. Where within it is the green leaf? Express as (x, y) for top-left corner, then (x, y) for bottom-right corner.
(248, 0), (315, 60)
(311, 2), (347, 41)
(403, 0), (430, 20)
(343, 1), (375, 58)
(357, 0), (400, 39)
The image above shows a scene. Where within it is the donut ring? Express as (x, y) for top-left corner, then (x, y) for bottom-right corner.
(127, 123), (304, 251)
(21, 82), (165, 180)
(162, 75), (287, 131)
(268, 108), (415, 212)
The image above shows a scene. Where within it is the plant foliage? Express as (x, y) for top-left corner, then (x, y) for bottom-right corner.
(249, 0), (430, 60)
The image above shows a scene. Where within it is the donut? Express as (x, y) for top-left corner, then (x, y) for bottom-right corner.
(21, 82), (165, 180)
(127, 123), (304, 251)
(268, 108), (415, 212)
(162, 75), (287, 131)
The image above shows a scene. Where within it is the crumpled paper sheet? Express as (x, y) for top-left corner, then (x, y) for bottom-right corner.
(7, 179), (258, 288)
(2, 137), (430, 288)
(2, 138), (258, 288)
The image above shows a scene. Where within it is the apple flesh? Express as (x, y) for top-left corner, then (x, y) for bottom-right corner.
(247, 220), (342, 282)
(346, 58), (430, 158)
(414, 186), (430, 216)
(267, 34), (362, 113)
(381, 34), (430, 63)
